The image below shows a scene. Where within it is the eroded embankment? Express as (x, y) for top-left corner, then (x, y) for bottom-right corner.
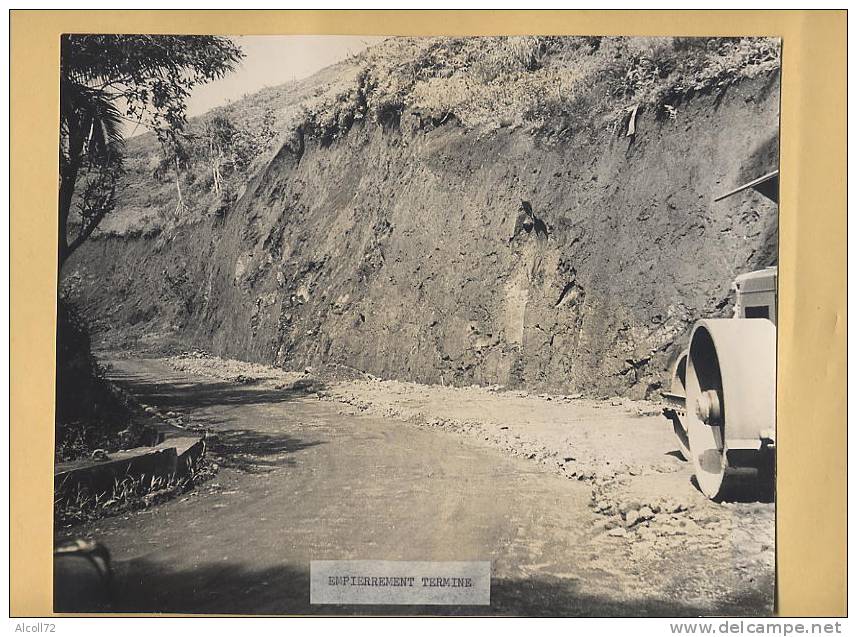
(65, 75), (779, 398)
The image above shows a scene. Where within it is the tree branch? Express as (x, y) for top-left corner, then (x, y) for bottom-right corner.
(66, 206), (110, 259)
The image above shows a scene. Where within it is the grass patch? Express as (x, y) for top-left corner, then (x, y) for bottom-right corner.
(54, 453), (217, 529)
(302, 36), (780, 136)
(84, 36), (780, 237)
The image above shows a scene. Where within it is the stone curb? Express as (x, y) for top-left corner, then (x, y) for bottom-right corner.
(55, 432), (204, 497)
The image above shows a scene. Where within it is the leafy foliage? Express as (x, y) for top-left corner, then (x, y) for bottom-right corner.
(297, 35), (780, 140)
(55, 299), (132, 460)
(74, 154), (125, 243)
(61, 35), (243, 136)
(195, 111), (276, 190)
(92, 36), (781, 237)
(59, 35), (243, 267)
(152, 128), (194, 222)
(601, 37), (781, 119)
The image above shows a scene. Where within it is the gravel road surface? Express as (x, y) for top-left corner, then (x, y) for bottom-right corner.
(56, 357), (773, 616)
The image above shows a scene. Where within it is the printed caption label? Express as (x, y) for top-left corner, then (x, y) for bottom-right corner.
(310, 560), (491, 605)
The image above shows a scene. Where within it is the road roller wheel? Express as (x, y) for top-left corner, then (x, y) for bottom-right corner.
(685, 319), (776, 500)
(667, 350), (691, 460)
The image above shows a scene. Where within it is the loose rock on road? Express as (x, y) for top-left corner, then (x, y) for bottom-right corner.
(57, 358), (773, 616)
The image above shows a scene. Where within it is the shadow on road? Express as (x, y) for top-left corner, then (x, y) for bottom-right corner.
(80, 558), (770, 617)
(110, 371), (316, 410)
(206, 428), (326, 473)
(490, 575), (771, 617)
(106, 364), (327, 473)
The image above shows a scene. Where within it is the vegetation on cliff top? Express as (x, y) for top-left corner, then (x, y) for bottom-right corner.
(85, 36), (780, 237)
(60, 35), (244, 265)
(303, 36), (780, 139)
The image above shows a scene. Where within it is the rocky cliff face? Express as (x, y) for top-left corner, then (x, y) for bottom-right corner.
(65, 63), (779, 399)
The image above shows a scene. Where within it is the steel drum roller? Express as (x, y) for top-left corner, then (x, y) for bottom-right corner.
(685, 318), (776, 499)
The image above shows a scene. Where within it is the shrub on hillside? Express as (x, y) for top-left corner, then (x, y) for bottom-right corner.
(55, 299), (133, 461)
(90, 36), (781, 237)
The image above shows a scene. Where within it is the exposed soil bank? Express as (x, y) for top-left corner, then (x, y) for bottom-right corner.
(65, 75), (779, 398)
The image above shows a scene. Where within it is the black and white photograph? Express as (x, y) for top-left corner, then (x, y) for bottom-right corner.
(53, 33), (782, 617)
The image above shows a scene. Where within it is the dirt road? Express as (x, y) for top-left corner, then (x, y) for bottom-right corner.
(57, 357), (773, 616)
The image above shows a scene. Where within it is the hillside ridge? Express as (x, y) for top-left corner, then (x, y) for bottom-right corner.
(64, 36), (781, 398)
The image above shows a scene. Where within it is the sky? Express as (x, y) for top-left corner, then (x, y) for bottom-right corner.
(187, 35), (386, 116)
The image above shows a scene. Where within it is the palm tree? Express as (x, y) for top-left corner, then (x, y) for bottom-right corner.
(58, 35), (243, 269)
(58, 79), (125, 266)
